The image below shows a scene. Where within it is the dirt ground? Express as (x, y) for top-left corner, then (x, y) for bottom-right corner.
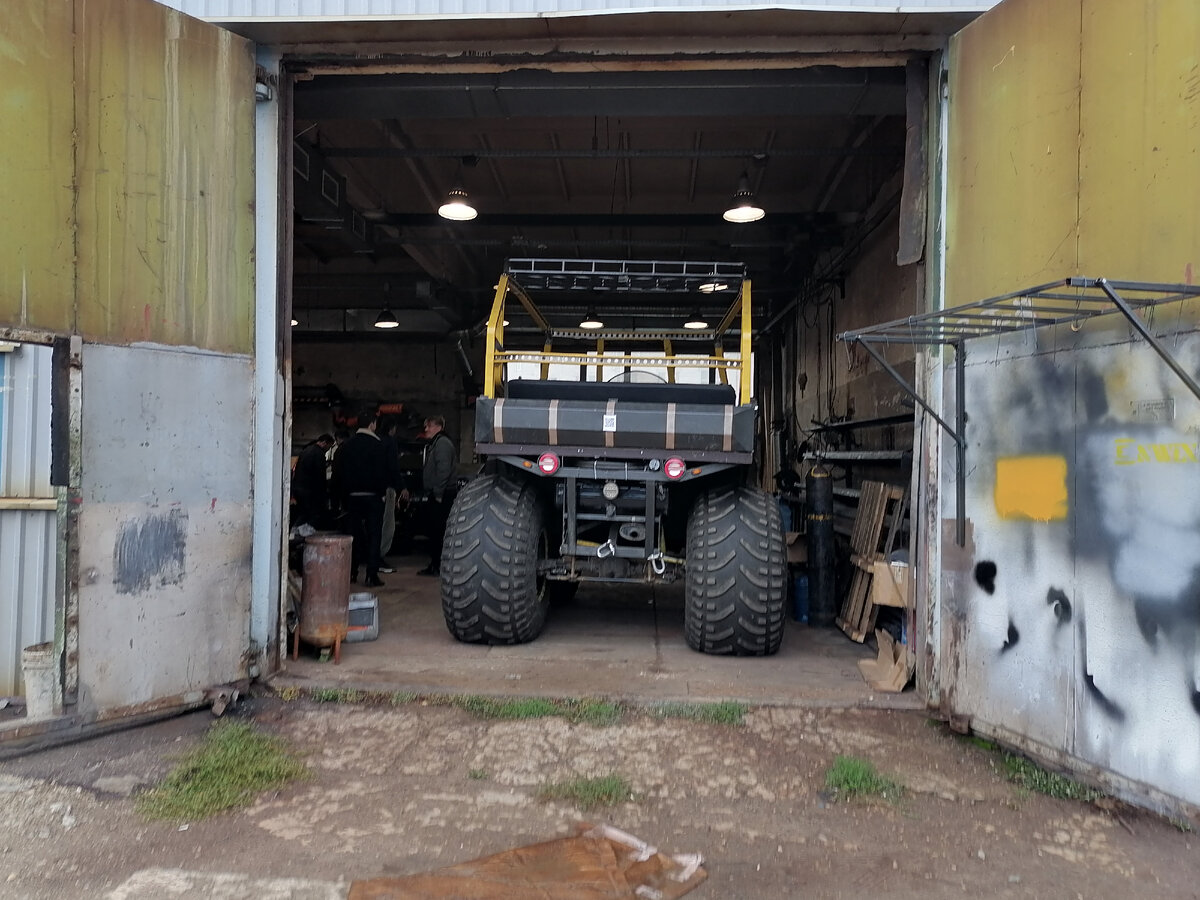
(1, 694), (1197, 899)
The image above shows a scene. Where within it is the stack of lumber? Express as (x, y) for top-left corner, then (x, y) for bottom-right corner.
(836, 481), (908, 642)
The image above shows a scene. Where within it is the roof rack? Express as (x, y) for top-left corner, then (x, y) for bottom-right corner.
(839, 277), (1200, 545)
(505, 258), (746, 294)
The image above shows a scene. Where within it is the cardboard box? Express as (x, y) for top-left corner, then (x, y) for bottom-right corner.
(785, 532), (808, 565)
(856, 629), (914, 693)
(869, 560), (911, 608)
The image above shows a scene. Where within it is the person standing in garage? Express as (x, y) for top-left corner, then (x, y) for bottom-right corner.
(417, 415), (457, 577)
(332, 409), (395, 587)
(291, 432), (334, 529)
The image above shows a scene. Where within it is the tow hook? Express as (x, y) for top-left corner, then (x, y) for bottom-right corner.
(648, 552), (666, 575)
(597, 539), (616, 559)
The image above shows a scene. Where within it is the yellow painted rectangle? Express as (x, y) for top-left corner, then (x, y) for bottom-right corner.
(0, 3), (77, 332)
(74, 0), (256, 353)
(994, 455), (1068, 522)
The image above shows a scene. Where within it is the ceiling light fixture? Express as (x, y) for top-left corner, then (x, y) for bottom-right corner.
(579, 307), (604, 329)
(437, 187), (477, 221)
(698, 281), (728, 294)
(374, 309), (399, 329)
(722, 171), (765, 223)
(290, 316), (299, 327)
(684, 309), (709, 330)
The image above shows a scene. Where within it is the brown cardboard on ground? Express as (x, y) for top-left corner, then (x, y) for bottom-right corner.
(349, 823), (706, 900)
(856, 629), (914, 693)
(869, 560), (910, 608)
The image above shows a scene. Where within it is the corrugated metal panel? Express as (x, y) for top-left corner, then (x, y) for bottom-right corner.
(0, 344), (57, 697)
(74, 0), (257, 354)
(0, 5), (76, 333)
(157, 0), (999, 19)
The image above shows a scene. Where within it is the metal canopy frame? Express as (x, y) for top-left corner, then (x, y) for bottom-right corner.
(838, 277), (1200, 546)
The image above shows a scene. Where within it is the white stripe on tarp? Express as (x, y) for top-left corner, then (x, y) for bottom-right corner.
(494, 398), (505, 443)
(605, 398), (617, 448)
(722, 405), (733, 452)
(549, 399), (559, 445)
(665, 403), (676, 451)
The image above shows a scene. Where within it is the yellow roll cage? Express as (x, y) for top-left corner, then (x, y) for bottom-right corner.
(482, 259), (753, 403)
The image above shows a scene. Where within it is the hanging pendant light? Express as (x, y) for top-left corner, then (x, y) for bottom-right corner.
(722, 171), (764, 223)
(579, 307), (604, 329)
(683, 308), (709, 330)
(374, 309), (399, 329)
(437, 187), (477, 221)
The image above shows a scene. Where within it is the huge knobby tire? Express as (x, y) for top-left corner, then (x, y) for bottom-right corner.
(685, 486), (787, 656)
(440, 474), (550, 645)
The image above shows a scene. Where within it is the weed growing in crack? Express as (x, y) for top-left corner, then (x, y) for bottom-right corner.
(650, 701), (745, 726)
(1002, 756), (1102, 802)
(136, 722), (308, 822)
(538, 774), (634, 810)
(468, 769), (489, 780)
(825, 755), (905, 803)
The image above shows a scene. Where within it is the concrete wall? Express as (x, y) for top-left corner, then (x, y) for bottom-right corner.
(943, 0), (1200, 810)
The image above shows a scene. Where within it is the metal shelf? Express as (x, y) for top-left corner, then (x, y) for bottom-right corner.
(839, 277), (1200, 545)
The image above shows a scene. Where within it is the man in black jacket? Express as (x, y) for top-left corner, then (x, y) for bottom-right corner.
(291, 433), (333, 529)
(332, 409), (396, 587)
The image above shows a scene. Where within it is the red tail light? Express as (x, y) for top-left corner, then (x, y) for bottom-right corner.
(664, 457), (686, 480)
(537, 452), (560, 474)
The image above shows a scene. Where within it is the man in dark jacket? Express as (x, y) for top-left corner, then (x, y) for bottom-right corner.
(291, 433), (333, 529)
(417, 415), (457, 576)
(331, 409), (396, 587)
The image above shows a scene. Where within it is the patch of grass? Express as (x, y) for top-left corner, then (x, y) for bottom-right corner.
(825, 755), (905, 803)
(136, 722), (307, 822)
(1169, 817), (1195, 833)
(1002, 755), (1102, 803)
(276, 686), (301, 702)
(444, 695), (624, 726)
(538, 774), (634, 810)
(468, 768), (489, 780)
(650, 701), (746, 726)
(309, 687), (363, 703)
(390, 691), (417, 706)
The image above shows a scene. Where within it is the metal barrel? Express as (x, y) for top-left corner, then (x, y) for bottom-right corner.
(298, 534), (353, 648)
(805, 467), (837, 627)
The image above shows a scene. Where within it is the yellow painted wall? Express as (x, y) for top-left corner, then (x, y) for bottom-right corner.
(947, 0), (1200, 306)
(0, 5), (77, 332)
(1, 0), (256, 354)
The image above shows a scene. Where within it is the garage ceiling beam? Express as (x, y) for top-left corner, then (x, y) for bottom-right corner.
(293, 69), (906, 120)
(320, 146), (900, 161)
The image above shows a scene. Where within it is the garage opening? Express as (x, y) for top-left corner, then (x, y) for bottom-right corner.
(282, 45), (933, 704)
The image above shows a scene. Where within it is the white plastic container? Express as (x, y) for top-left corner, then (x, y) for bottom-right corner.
(346, 592), (380, 642)
(21, 643), (58, 720)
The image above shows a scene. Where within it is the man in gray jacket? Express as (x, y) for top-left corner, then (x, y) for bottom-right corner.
(418, 415), (457, 576)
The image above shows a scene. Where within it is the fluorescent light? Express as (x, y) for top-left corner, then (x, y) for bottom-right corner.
(698, 281), (728, 293)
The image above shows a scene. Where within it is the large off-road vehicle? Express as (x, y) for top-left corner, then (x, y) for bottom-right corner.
(440, 259), (786, 655)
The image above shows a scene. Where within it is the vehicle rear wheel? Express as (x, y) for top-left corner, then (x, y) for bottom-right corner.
(440, 474), (550, 644)
(684, 486), (787, 656)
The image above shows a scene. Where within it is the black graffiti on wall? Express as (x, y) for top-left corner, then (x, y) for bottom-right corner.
(113, 508), (188, 595)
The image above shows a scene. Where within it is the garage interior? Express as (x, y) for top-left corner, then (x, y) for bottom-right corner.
(277, 14), (950, 703)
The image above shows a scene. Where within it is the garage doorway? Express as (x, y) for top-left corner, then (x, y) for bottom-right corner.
(279, 32), (939, 706)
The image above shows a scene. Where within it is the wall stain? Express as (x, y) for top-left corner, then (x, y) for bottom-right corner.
(113, 508), (188, 595)
(1046, 587), (1072, 625)
(1000, 619), (1020, 653)
(974, 560), (997, 594)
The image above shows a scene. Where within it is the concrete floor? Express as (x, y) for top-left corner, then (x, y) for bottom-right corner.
(280, 552), (923, 710)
